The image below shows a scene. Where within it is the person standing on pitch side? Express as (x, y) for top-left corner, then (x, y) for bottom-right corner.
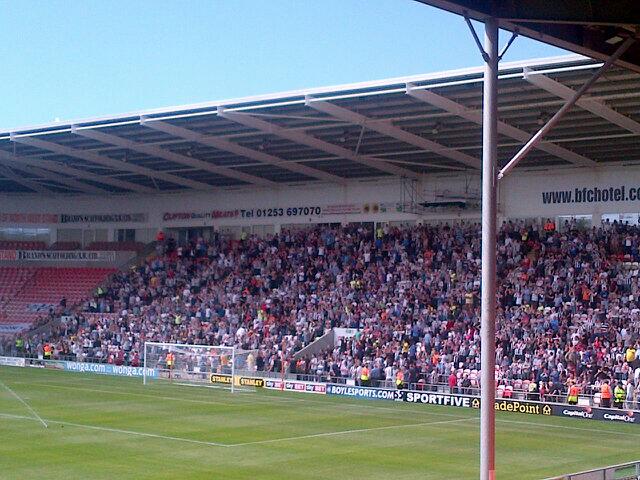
(613, 382), (626, 409)
(600, 380), (613, 408)
(567, 381), (580, 406)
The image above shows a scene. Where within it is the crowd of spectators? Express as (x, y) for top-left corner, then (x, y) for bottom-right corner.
(11, 219), (640, 407)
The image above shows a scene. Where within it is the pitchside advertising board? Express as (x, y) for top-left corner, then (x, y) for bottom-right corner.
(3, 357), (636, 426)
(326, 384), (639, 426)
(263, 379), (327, 394)
(555, 405), (638, 424)
(209, 374), (325, 393)
(36, 360), (158, 378)
(0, 356), (26, 367)
(209, 374), (265, 388)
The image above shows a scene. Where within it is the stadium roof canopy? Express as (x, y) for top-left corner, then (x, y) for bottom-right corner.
(1, 55), (640, 195)
(415, 0), (640, 73)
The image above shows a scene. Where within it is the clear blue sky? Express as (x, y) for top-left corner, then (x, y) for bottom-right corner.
(0, 0), (567, 130)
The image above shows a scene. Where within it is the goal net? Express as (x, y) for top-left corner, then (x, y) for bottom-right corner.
(142, 342), (258, 392)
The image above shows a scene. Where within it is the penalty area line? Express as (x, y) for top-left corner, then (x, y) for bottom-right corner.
(226, 416), (476, 447)
(0, 412), (228, 448)
(0, 412), (475, 449)
(0, 378), (48, 429)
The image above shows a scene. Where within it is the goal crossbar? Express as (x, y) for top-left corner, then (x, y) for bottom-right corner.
(142, 342), (242, 393)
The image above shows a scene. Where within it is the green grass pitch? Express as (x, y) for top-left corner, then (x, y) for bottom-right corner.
(0, 366), (638, 480)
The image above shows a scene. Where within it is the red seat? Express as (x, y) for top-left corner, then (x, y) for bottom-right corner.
(0, 267), (116, 328)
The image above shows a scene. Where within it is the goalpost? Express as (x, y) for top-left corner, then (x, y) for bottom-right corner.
(142, 342), (257, 393)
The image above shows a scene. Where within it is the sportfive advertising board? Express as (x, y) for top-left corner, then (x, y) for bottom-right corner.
(399, 390), (474, 408)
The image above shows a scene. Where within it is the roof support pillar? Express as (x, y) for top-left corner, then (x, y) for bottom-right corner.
(479, 16), (498, 480)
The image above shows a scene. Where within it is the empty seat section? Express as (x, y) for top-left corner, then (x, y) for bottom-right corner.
(0, 241), (47, 250)
(0, 267), (116, 326)
(49, 241), (82, 251)
(86, 241), (145, 252)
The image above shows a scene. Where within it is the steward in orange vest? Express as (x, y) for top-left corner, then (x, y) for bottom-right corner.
(567, 383), (580, 405)
(166, 352), (175, 369)
(600, 381), (612, 408)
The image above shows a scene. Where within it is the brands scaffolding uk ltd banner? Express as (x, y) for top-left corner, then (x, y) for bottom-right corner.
(0, 250), (117, 262)
(59, 213), (147, 224)
(0, 212), (146, 225)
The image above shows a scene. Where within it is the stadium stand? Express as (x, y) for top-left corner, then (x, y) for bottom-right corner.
(10, 220), (640, 406)
(0, 266), (36, 312)
(86, 241), (146, 252)
(0, 241), (47, 250)
(48, 241), (82, 251)
(0, 267), (115, 327)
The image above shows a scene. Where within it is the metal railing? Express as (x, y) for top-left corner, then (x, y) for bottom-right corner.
(543, 460), (640, 480)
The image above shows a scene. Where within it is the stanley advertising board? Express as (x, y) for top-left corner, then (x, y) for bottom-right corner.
(209, 374), (264, 388)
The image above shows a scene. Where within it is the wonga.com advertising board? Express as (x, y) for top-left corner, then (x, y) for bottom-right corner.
(61, 361), (158, 378)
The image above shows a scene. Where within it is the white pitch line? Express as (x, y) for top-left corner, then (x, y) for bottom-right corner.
(8, 380), (463, 420)
(496, 417), (640, 438)
(7, 381), (240, 408)
(226, 417), (476, 447)
(0, 378), (48, 428)
(173, 382), (256, 394)
(0, 411), (474, 449)
(0, 412), (228, 447)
